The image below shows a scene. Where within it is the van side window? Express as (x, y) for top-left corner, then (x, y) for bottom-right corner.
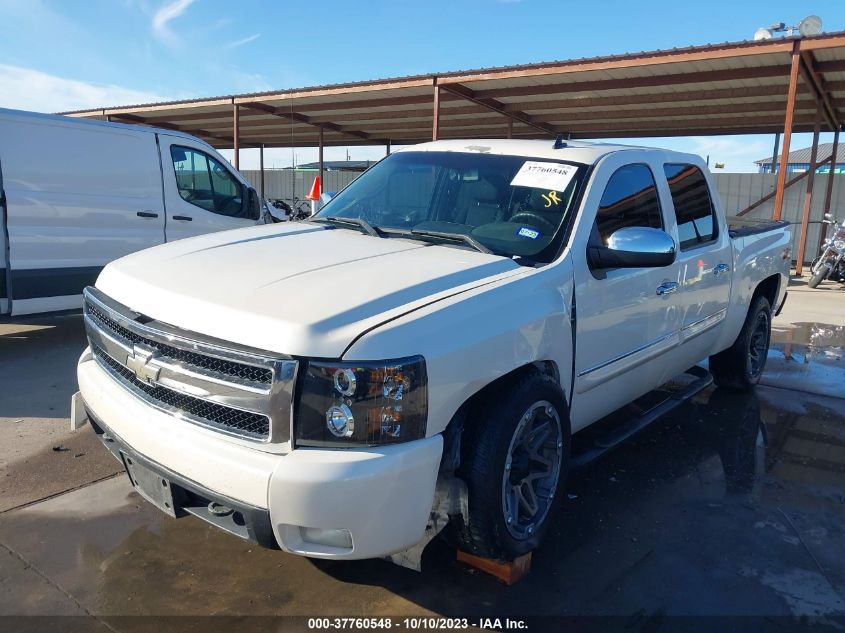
(171, 147), (245, 217)
(664, 163), (717, 250)
(595, 164), (662, 244)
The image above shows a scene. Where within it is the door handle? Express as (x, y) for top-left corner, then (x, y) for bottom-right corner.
(713, 263), (730, 277)
(136, 211), (159, 218)
(173, 215), (193, 221)
(656, 282), (679, 296)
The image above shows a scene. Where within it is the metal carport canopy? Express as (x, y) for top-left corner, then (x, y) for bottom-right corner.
(63, 31), (845, 148)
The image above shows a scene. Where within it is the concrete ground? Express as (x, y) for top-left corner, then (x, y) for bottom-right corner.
(1, 276), (844, 629)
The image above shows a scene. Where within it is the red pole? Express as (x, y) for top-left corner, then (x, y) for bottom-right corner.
(795, 106), (822, 275)
(818, 127), (840, 252)
(774, 41), (802, 220)
(432, 82), (441, 141)
(318, 126), (324, 195)
(233, 103), (240, 170)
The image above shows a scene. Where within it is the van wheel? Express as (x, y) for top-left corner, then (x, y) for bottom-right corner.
(709, 296), (772, 391)
(457, 372), (570, 560)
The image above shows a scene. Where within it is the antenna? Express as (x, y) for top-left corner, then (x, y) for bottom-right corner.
(798, 15), (822, 37)
(553, 134), (568, 149)
(755, 15), (822, 40)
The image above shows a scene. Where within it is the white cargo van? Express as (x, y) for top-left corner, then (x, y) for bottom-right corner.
(0, 108), (264, 317)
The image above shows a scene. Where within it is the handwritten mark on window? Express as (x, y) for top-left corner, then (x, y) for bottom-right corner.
(541, 191), (562, 208)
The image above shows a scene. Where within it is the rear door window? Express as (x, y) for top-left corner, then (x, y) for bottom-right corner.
(595, 164), (662, 244)
(663, 163), (717, 250)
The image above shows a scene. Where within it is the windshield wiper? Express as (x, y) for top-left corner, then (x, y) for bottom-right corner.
(408, 229), (492, 254)
(311, 216), (382, 237)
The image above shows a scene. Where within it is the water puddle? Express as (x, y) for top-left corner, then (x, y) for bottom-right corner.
(766, 322), (845, 399)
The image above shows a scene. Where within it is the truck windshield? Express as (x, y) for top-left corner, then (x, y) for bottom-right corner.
(315, 151), (587, 262)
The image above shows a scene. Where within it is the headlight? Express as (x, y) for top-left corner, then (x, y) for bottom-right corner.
(833, 239), (845, 251)
(295, 356), (427, 447)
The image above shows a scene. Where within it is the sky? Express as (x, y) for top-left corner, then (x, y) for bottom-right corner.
(0, 0), (842, 171)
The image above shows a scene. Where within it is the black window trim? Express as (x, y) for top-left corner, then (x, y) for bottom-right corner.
(593, 161), (665, 239)
(663, 162), (719, 252)
(171, 144), (246, 218)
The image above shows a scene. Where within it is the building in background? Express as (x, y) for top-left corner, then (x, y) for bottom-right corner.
(755, 143), (845, 174)
(293, 160), (374, 172)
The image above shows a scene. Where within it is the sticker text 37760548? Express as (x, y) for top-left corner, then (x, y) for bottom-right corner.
(510, 161), (578, 192)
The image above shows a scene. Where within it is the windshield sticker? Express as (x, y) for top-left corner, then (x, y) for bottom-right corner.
(510, 161), (577, 192)
(518, 227), (540, 239)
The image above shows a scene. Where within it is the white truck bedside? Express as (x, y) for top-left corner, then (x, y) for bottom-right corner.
(73, 139), (790, 568)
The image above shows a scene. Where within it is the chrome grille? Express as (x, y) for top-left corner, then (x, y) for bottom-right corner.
(82, 287), (296, 444)
(93, 344), (271, 439)
(86, 302), (273, 384)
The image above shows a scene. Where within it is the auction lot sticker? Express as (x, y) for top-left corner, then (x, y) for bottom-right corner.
(510, 161), (577, 192)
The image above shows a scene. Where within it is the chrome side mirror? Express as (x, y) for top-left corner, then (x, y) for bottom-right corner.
(588, 227), (677, 269)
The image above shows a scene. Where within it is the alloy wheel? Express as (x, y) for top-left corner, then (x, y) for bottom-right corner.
(501, 400), (563, 540)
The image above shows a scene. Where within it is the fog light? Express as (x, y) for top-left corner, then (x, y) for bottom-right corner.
(300, 526), (353, 549)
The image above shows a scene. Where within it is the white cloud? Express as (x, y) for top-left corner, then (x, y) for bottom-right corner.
(0, 64), (168, 113)
(222, 33), (260, 50)
(151, 0), (196, 43)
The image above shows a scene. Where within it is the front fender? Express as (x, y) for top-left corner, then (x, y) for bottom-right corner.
(342, 260), (575, 436)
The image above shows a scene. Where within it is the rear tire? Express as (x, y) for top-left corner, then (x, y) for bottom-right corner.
(709, 296), (772, 391)
(457, 371), (570, 560)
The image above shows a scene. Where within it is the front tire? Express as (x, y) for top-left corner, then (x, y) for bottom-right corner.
(709, 296), (772, 391)
(457, 371), (570, 560)
(808, 261), (829, 289)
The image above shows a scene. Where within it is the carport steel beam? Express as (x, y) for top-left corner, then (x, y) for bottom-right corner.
(773, 41), (803, 222)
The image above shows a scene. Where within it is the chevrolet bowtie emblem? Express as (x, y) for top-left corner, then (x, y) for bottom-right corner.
(126, 347), (161, 384)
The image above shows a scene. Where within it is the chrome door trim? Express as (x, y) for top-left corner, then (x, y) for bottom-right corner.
(680, 308), (727, 341)
(577, 331), (677, 378)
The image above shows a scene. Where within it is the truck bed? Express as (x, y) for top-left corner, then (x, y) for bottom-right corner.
(727, 217), (789, 239)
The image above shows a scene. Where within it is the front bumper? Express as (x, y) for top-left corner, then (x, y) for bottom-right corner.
(78, 355), (443, 559)
(88, 409), (279, 547)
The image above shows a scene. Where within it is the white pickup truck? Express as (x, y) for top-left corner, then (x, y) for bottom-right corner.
(73, 139), (790, 568)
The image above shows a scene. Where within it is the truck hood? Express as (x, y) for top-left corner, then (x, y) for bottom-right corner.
(96, 222), (526, 358)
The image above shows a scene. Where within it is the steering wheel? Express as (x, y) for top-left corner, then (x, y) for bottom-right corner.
(509, 212), (557, 233)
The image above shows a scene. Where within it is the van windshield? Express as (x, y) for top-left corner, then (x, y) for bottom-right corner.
(315, 151), (587, 262)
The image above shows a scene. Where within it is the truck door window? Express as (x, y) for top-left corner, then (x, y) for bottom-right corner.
(663, 163), (717, 250)
(171, 146), (245, 217)
(595, 164), (662, 244)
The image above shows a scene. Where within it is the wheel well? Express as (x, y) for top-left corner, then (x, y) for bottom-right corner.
(752, 274), (780, 309)
(439, 361), (562, 473)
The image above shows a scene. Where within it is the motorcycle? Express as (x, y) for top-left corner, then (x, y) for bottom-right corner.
(263, 198), (308, 223)
(808, 213), (845, 288)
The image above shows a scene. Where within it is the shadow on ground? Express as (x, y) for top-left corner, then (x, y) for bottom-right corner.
(0, 314), (87, 420)
(1, 385), (843, 622)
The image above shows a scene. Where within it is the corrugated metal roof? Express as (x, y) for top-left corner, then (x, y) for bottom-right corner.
(755, 142), (845, 165)
(59, 31), (845, 149)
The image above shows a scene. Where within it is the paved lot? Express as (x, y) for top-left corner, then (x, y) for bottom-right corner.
(1, 277), (844, 628)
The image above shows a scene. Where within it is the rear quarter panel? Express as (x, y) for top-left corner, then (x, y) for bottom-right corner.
(714, 225), (791, 353)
